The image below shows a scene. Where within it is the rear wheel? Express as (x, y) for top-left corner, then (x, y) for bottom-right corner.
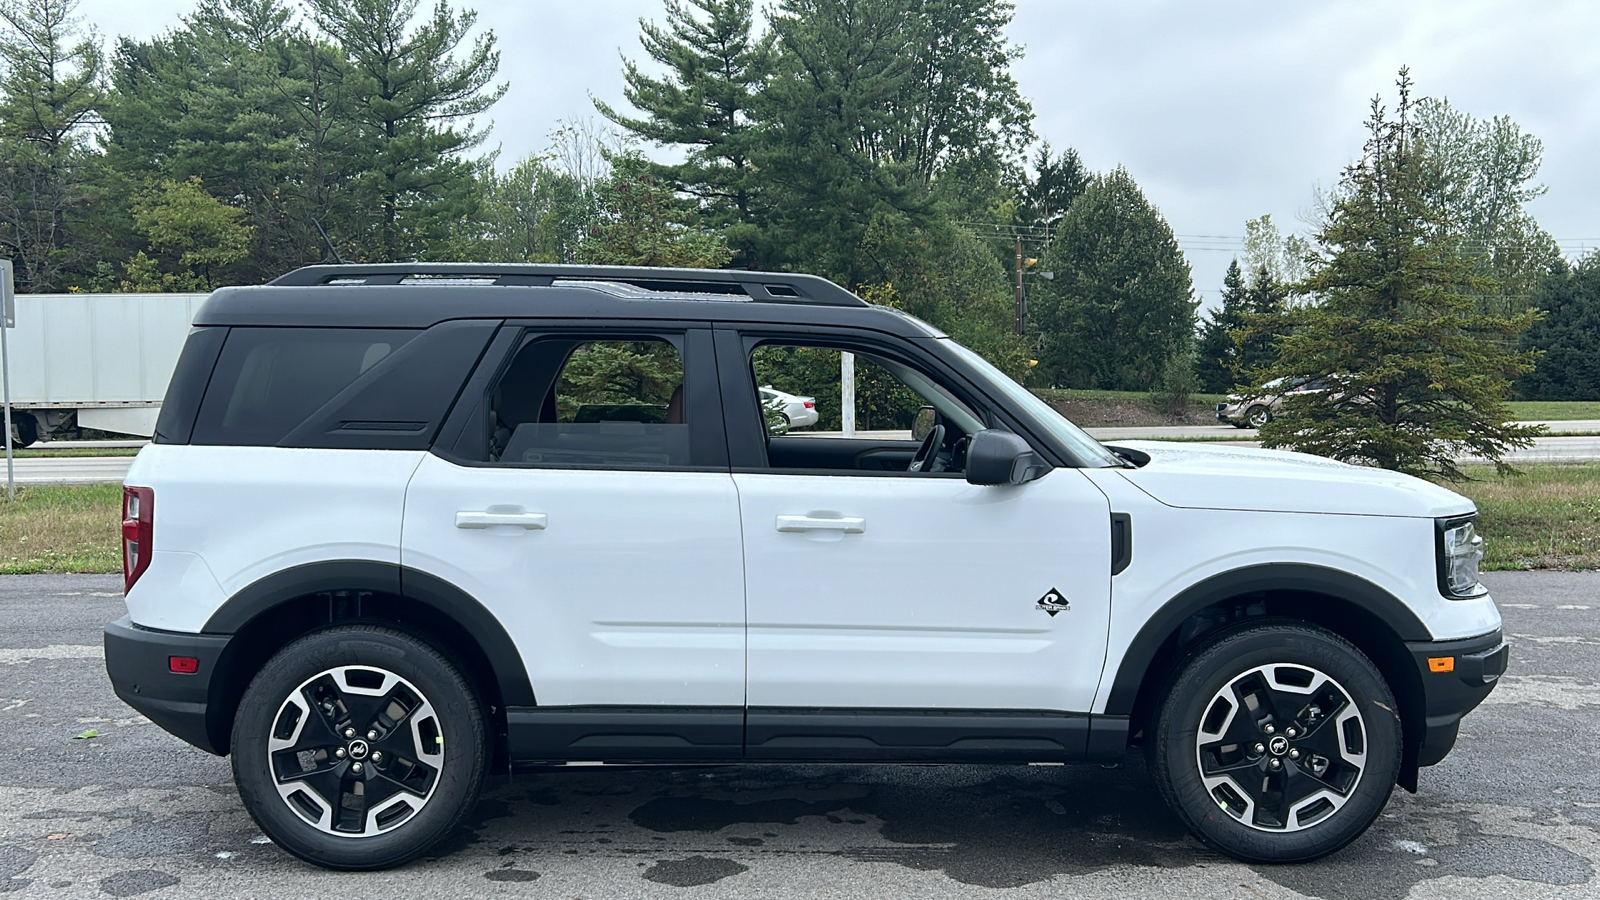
(231, 625), (486, 870)
(8, 413), (36, 449)
(1151, 622), (1401, 862)
(1245, 406), (1271, 429)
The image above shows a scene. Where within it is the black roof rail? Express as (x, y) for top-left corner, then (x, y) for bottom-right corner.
(268, 263), (868, 307)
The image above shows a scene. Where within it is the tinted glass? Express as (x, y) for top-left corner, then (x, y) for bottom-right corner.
(490, 338), (691, 468)
(193, 328), (418, 446)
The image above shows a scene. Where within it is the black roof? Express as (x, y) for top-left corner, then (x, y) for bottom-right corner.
(197, 263), (941, 336)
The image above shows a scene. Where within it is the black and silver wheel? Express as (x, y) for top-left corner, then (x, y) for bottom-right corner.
(1245, 406), (1271, 429)
(1151, 622), (1401, 862)
(8, 412), (36, 450)
(231, 626), (486, 870)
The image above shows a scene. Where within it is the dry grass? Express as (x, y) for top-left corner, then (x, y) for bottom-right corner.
(1453, 463), (1600, 571)
(0, 483), (122, 574)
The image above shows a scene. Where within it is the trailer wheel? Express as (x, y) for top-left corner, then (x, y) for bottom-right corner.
(8, 413), (36, 449)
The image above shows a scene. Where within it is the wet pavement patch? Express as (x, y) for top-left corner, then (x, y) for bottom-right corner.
(0, 845), (35, 892)
(642, 856), (749, 887)
(630, 796), (846, 833)
(94, 816), (211, 859)
(1256, 819), (1595, 900)
(98, 870), (179, 898)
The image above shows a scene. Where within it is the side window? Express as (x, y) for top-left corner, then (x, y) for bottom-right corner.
(192, 328), (418, 446)
(487, 336), (692, 468)
(749, 342), (984, 473)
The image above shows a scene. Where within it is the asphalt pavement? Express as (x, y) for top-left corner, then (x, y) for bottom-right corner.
(0, 571), (1594, 898)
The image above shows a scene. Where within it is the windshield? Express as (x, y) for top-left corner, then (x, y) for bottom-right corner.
(938, 339), (1122, 468)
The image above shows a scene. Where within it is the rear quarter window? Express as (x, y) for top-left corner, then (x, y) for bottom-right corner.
(192, 328), (418, 446)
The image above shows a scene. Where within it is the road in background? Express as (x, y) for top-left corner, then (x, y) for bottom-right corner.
(0, 572), (1591, 898)
(10, 422), (1600, 484)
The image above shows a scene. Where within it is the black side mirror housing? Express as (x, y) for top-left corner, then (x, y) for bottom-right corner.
(965, 429), (1048, 485)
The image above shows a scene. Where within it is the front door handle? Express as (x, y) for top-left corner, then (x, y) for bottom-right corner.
(775, 515), (865, 534)
(456, 510), (548, 530)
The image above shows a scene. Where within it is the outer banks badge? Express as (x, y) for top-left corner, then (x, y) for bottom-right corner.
(1036, 588), (1070, 616)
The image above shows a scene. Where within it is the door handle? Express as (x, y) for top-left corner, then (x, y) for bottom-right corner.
(455, 511), (548, 530)
(775, 515), (865, 534)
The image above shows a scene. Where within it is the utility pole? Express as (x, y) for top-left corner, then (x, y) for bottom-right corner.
(1015, 237), (1024, 336)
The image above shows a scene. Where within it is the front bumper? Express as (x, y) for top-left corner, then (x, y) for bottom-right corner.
(1407, 629), (1508, 767)
(104, 615), (232, 755)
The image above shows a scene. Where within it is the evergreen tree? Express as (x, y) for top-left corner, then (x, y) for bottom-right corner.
(101, 0), (349, 279)
(1517, 254), (1600, 401)
(594, 0), (771, 254)
(1194, 260), (1247, 393)
(307, 0), (505, 261)
(0, 0), (102, 291)
(576, 155), (732, 269)
(1251, 70), (1541, 479)
(1011, 142), (1088, 236)
(1032, 167), (1196, 390)
(755, 0), (1031, 281)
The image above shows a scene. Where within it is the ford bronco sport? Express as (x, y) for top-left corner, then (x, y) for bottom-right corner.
(104, 264), (1507, 870)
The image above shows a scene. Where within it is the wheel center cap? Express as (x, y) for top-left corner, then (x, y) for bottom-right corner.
(1268, 736), (1290, 756)
(347, 739), (370, 760)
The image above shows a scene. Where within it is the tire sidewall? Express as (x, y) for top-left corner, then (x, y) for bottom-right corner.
(1155, 624), (1401, 863)
(231, 626), (485, 870)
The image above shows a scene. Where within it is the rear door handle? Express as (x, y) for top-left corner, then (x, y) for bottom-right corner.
(456, 511), (548, 530)
(775, 515), (865, 534)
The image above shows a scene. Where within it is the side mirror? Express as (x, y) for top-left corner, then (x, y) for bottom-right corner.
(911, 405), (937, 442)
(966, 429), (1048, 485)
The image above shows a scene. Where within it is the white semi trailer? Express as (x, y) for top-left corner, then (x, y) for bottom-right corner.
(3, 293), (207, 445)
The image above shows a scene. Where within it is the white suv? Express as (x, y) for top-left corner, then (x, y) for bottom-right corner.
(104, 264), (1507, 871)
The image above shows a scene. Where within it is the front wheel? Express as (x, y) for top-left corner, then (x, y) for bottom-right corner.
(1150, 622), (1401, 862)
(1245, 406), (1271, 429)
(231, 625), (486, 870)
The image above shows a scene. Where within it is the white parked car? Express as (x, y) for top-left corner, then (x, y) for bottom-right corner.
(761, 385), (818, 429)
(105, 263), (1505, 871)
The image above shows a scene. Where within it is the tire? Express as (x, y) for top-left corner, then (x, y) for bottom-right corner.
(8, 413), (36, 450)
(230, 625), (487, 870)
(1150, 622), (1401, 863)
(1245, 406), (1271, 429)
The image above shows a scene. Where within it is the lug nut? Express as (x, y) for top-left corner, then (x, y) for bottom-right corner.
(367, 730), (378, 741)
(371, 751), (382, 762)
(1289, 749), (1301, 760)
(344, 728), (356, 739)
(1269, 758), (1282, 770)
(1286, 727), (1298, 738)
(1263, 724), (1276, 735)
(335, 748), (346, 759)
(1253, 743), (1266, 754)
(352, 762), (363, 774)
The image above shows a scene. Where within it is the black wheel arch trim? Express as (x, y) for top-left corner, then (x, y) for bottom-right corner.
(201, 560), (536, 709)
(1103, 563), (1431, 716)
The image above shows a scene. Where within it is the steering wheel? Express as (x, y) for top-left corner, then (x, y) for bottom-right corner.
(909, 424), (945, 473)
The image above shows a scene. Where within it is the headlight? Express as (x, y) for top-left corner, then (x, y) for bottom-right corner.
(1436, 516), (1487, 599)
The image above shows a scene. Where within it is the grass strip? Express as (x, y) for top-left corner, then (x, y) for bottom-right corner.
(1454, 463), (1600, 571)
(0, 483), (123, 575)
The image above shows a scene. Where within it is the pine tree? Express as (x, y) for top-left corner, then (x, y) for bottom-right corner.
(1517, 254), (1600, 401)
(1032, 167), (1196, 390)
(0, 0), (102, 290)
(1194, 261), (1248, 393)
(307, 0), (505, 261)
(594, 0), (770, 247)
(1251, 70), (1541, 479)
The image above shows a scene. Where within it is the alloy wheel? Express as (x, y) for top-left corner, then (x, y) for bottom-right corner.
(1194, 663), (1367, 832)
(267, 665), (446, 838)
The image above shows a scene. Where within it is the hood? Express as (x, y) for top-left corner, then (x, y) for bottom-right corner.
(1107, 440), (1476, 518)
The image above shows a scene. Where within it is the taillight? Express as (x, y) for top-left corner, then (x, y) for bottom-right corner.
(122, 486), (154, 593)
(803, 400), (815, 409)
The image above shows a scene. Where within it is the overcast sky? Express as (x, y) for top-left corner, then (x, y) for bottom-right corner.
(73, 0), (1600, 306)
